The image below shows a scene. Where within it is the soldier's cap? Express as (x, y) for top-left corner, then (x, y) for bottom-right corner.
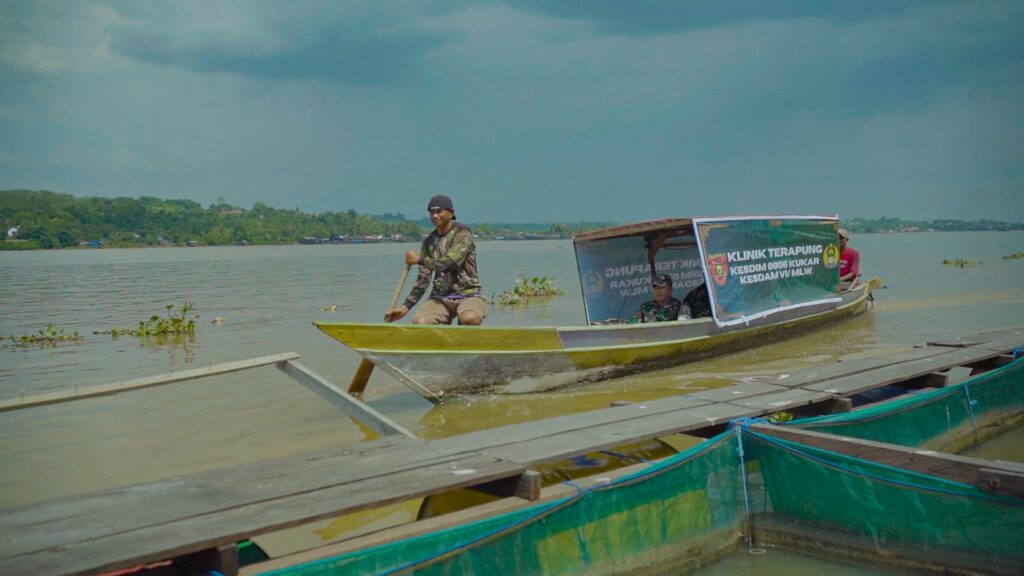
(652, 273), (673, 287)
(838, 228), (850, 240)
(427, 194), (455, 219)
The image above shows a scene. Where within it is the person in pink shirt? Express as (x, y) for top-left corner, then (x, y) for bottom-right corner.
(838, 228), (861, 290)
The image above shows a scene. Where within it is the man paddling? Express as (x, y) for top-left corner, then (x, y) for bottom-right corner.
(385, 194), (487, 325)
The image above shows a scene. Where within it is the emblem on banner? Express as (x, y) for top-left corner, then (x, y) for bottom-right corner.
(582, 269), (604, 296)
(707, 254), (729, 286)
(822, 243), (840, 269)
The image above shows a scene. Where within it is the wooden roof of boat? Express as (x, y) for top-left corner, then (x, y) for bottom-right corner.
(572, 218), (694, 242)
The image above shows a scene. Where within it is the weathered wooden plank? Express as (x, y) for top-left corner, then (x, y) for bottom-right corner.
(276, 360), (417, 439)
(717, 388), (834, 412)
(0, 435), (465, 559)
(800, 346), (1008, 396)
(687, 381), (790, 402)
(481, 403), (751, 464)
(0, 454), (522, 576)
(0, 395), (714, 560)
(0, 353), (302, 413)
(970, 336), (1024, 354)
(749, 424), (1024, 489)
(432, 394), (711, 457)
(764, 345), (958, 389)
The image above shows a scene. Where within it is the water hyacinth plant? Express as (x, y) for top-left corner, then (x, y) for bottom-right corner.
(96, 302), (198, 338)
(495, 274), (565, 306)
(6, 324), (84, 347)
(940, 258), (981, 268)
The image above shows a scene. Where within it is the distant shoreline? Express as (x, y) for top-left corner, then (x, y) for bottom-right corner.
(4, 190), (1021, 250)
(3, 228), (1022, 252)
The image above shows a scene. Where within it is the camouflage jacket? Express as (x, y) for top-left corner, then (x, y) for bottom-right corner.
(682, 283), (712, 319)
(404, 222), (483, 307)
(631, 297), (688, 324)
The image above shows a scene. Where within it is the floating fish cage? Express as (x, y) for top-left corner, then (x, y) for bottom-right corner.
(261, 356), (1024, 576)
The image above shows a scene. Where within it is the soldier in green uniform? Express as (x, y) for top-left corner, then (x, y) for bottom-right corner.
(682, 282), (712, 319)
(385, 194), (487, 325)
(632, 274), (689, 323)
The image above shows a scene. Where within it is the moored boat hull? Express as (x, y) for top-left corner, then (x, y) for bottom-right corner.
(316, 279), (880, 402)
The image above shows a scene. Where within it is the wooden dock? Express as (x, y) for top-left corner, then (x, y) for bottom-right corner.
(0, 327), (1022, 576)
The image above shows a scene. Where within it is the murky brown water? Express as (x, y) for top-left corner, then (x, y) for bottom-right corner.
(1, 232), (1023, 572)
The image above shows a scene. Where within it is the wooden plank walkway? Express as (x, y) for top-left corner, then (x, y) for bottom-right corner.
(0, 326), (1021, 576)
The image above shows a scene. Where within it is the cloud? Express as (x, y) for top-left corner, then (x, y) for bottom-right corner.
(1, 1), (1021, 222)
(0, 1), (119, 74)
(103, 2), (458, 84)
(504, 0), (949, 36)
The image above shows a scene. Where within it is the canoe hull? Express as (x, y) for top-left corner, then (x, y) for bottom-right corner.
(316, 279), (880, 402)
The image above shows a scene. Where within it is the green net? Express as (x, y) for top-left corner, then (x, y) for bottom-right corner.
(260, 356), (1024, 576)
(786, 356), (1024, 450)
(743, 427), (1024, 573)
(262, 433), (744, 576)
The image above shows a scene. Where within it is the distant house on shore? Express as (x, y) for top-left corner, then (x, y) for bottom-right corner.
(6, 226), (17, 238)
(186, 240), (199, 247)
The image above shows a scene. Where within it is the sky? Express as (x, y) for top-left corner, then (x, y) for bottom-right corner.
(1, 0), (1022, 223)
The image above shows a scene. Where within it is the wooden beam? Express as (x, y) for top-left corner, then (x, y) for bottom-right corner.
(827, 397), (853, 413)
(922, 366), (974, 388)
(175, 543), (239, 576)
(515, 470), (543, 500)
(989, 354), (1017, 367)
(977, 468), (1024, 497)
(0, 352), (302, 413)
(276, 360), (417, 440)
(749, 424), (1024, 495)
(469, 469), (542, 501)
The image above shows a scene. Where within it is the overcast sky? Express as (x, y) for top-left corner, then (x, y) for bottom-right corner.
(1, 0), (1022, 222)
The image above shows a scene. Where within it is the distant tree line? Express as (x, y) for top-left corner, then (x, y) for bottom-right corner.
(0, 190), (614, 249)
(3, 190), (1018, 250)
(843, 216), (1023, 233)
(0, 190), (426, 249)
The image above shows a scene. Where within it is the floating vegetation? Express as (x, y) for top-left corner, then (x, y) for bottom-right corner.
(941, 258), (981, 268)
(766, 411), (794, 423)
(5, 324), (84, 347)
(96, 302), (198, 338)
(495, 274), (565, 306)
(1002, 251), (1024, 260)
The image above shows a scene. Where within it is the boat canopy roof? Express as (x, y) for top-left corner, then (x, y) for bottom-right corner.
(571, 215), (845, 327)
(573, 218), (693, 243)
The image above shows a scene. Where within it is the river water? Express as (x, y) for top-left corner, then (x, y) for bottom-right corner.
(1, 232), (1023, 570)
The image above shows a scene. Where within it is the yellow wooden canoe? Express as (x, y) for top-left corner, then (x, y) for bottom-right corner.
(315, 278), (880, 402)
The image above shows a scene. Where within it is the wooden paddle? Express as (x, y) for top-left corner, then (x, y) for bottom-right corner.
(347, 264), (412, 395)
